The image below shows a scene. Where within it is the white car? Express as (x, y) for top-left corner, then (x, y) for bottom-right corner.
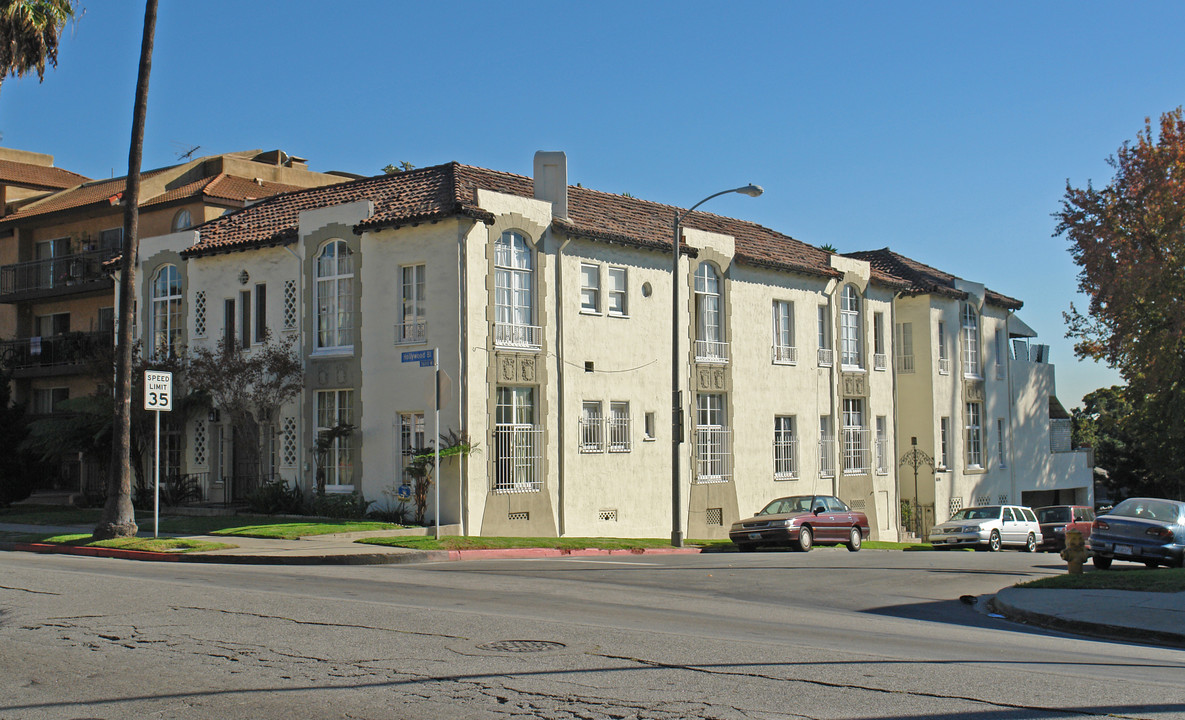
(928, 505), (1043, 552)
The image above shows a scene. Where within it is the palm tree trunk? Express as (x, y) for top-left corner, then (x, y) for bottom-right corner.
(93, 0), (158, 540)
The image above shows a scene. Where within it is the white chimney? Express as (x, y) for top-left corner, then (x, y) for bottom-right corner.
(533, 151), (568, 220)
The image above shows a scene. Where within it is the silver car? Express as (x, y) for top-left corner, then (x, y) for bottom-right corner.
(928, 505), (1043, 552)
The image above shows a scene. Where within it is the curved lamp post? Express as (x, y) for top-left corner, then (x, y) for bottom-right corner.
(671, 184), (763, 547)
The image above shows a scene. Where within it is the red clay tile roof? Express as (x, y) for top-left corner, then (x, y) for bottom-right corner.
(0, 158), (89, 190)
(185, 161), (838, 279)
(846, 248), (1022, 310)
(141, 173), (309, 209)
(0, 169), (172, 226)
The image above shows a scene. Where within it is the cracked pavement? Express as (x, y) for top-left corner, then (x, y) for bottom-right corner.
(2, 551), (1184, 719)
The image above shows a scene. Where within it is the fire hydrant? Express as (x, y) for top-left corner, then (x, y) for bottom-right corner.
(1061, 529), (1088, 574)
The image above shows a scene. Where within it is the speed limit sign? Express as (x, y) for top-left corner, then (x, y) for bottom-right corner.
(144, 370), (173, 411)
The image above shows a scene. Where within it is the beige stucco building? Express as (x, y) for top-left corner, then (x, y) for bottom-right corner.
(145, 152), (903, 539)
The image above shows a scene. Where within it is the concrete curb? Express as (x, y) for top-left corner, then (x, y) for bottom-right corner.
(988, 590), (1185, 649)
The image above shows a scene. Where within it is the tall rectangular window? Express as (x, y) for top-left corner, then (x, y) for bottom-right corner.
(224, 298), (235, 349)
(961, 303), (980, 377)
(817, 304), (833, 366)
(316, 389), (355, 487)
(772, 300), (796, 364)
(896, 322), (914, 373)
(580, 401), (603, 452)
(315, 240), (354, 350)
(965, 402), (983, 468)
(255, 284), (267, 342)
(580, 263), (600, 313)
(695, 393), (729, 482)
(399, 412), (426, 484)
(819, 415), (835, 477)
(607, 267), (627, 316)
(875, 415), (888, 473)
(774, 415), (797, 479)
(99, 227), (123, 251)
(938, 320), (950, 374)
(240, 290), (251, 348)
(494, 232), (536, 348)
(873, 311), (886, 370)
(399, 264), (427, 343)
(609, 401), (631, 452)
(839, 286), (862, 369)
(842, 399), (867, 474)
(644, 411), (656, 441)
(494, 386), (540, 492)
(939, 417), (950, 469)
(996, 418), (1007, 468)
(995, 328), (1006, 379)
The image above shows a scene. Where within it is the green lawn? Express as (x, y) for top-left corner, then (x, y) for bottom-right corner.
(358, 536), (725, 551)
(1016, 567), (1185, 592)
(1, 531), (234, 553)
(209, 521), (401, 540)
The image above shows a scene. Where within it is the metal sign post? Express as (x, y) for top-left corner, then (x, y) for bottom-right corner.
(144, 370), (173, 538)
(433, 347), (440, 541)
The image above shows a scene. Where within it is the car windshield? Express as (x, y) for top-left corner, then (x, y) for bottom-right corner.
(1109, 499), (1182, 523)
(757, 496), (816, 515)
(949, 507), (1000, 521)
(1038, 507), (1072, 523)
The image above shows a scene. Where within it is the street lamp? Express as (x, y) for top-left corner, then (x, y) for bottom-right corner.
(671, 184), (763, 547)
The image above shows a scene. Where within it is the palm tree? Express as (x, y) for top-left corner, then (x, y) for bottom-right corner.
(93, 0), (158, 540)
(0, 0), (75, 96)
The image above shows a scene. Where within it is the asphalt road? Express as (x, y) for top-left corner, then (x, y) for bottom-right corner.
(2, 548), (1183, 719)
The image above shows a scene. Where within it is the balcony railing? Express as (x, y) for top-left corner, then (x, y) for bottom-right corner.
(897, 353), (915, 373)
(873, 353), (887, 371)
(695, 339), (729, 363)
(817, 347), (834, 367)
(579, 415), (604, 453)
(772, 344), (798, 365)
(0, 330), (112, 371)
(494, 423), (543, 493)
(494, 322), (542, 351)
(0, 248), (120, 299)
(875, 438), (889, 474)
(395, 319), (427, 345)
(774, 437), (799, 480)
(938, 357), (950, 375)
(819, 435), (836, 477)
(694, 426), (731, 483)
(843, 428), (870, 474)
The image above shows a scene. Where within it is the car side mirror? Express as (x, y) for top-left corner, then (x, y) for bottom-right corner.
(814, 506), (826, 515)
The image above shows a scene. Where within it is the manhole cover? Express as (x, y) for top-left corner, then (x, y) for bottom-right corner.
(477, 640), (566, 653)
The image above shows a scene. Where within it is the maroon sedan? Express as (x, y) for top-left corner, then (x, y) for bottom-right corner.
(1035, 505), (1095, 552)
(730, 495), (870, 552)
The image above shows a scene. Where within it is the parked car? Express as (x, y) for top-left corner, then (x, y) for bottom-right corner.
(1088, 497), (1185, 569)
(1035, 505), (1096, 552)
(730, 495), (870, 552)
(927, 505), (1043, 552)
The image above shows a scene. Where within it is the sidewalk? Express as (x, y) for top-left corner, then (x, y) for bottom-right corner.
(3, 522), (1182, 648)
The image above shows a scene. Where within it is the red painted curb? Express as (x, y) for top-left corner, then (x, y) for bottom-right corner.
(10, 542), (183, 562)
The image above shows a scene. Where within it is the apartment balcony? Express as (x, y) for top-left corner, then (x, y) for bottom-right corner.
(938, 357), (950, 375)
(0, 248), (119, 303)
(695, 339), (729, 364)
(873, 353), (887, 371)
(817, 348), (834, 367)
(0, 330), (112, 378)
(772, 344), (798, 365)
(494, 322), (542, 351)
(493, 423), (543, 493)
(774, 437), (799, 480)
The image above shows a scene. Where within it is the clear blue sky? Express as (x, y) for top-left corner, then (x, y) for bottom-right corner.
(5, 1), (1180, 407)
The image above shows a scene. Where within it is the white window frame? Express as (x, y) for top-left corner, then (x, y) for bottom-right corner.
(580, 401), (604, 453)
(840, 285), (863, 369)
(494, 386), (541, 493)
(965, 401), (984, 468)
(694, 393), (730, 483)
(694, 264), (726, 362)
(817, 304), (833, 367)
(398, 263), (427, 344)
(399, 411), (426, 485)
(494, 231), (539, 349)
(151, 264), (182, 360)
(772, 300), (797, 364)
(774, 415), (798, 480)
(580, 263), (600, 314)
(609, 401), (631, 452)
(607, 266), (627, 317)
(961, 302), (980, 378)
(937, 320), (950, 375)
(873, 311), (886, 371)
(842, 398), (868, 474)
(315, 239), (354, 352)
(996, 417), (1008, 468)
(939, 416), (951, 469)
(316, 389), (355, 489)
(875, 415), (889, 474)
(819, 415), (835, 478)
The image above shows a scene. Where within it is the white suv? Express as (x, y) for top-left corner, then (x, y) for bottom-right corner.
(928, 505), (1043, 552)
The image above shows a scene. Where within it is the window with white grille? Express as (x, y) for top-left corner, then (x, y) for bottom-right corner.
(694, 264), (726, 362)
(694, 394), (730, 483)
(192, 420), (207, 467)
(283, 279), (297, 331)
(580, 401), (604, 452)
(609, 401), (631, 452)
(939, 417), (950, 469)
(840, 285), (862, 369)
(896, 322), (914, 373)
(772, 300), (797, 364)
(965, 401), (983, 468)
(281, 416), (297, 468)
(774, 415), (798, 480)
(875, 416), (888, 474)
(842, 398), (868, 474)
(819, 415), (835, 478)
(961, 302), (980, 377)
(397, 264), (427, 344)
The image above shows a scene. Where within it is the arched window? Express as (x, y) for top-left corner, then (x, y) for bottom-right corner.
(694, 263), (725, 361)
(961, 302), (980, 377)
(494, 231), (536, 348)
(840, 284), (862, 368)
(315, 240), (354, 350)
(171, 209), (192, 232)
(151, 264), (182, 358)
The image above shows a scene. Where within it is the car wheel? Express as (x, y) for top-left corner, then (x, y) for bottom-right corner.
(988, 530), (1002, 552)
(796, 526), (813, 552)
(1093, 555), (1112, 570)
(1024, 533), (1037, 553)
(846, 527), (862, 552)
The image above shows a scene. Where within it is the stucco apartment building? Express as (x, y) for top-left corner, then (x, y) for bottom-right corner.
(140, 152), (903, 540)
(0, 148), (353, 491)
(848, 249), (1094, 536)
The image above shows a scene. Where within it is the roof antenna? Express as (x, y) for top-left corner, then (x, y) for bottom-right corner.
(174, 143), (201, 161)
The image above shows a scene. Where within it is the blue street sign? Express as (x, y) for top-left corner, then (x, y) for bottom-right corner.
(396, 484), (412, 500)
(401, 349), (434, 366)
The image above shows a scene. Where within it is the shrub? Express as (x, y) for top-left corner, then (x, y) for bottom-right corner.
(245, 479), (306, 515)
(308, 491), (370, 519)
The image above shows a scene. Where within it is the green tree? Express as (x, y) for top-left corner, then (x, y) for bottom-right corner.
(1057, 108), (1185, 500)
(0, 364), (47, 506)
(0, 0), (75, 96)
(405, 430), (475, 525)
(1070, 386), (1150, 501)
(381, 161), (415, 174)
(95, 0), (158, 540)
